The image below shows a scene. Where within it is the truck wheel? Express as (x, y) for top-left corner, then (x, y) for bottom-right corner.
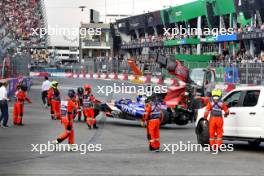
(248, 140), (261, 147)
(196, 119), (209, 146)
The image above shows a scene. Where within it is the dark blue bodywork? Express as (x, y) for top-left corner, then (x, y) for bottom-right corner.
(114, 98), (167, 120)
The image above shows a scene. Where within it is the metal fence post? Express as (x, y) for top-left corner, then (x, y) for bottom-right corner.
(261, 63), (263, 83)
(246, 63), (248, 84)
(233, 65), (235, 83)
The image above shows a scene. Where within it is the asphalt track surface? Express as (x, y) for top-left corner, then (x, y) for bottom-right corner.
(0, 78), (263, 176)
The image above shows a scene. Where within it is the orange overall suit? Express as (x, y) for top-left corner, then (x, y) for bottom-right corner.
(83, 93), (97, 129)
(57, 99), (77, 144)
(204, 100), (229, 149)
(48, 87), (61, 120)
(76, 94), (83, 121)
(144, 103), (161, 151)
(13, 89), (32, 125)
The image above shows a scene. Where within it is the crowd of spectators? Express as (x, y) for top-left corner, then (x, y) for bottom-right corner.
(0, 0), (46, 62)
(122, 35), (165, 45)
(237, 23), (264, 33)
(30, 49), (49, 63)
(122, 22), (264, 46)
(210, 50), (264, 67)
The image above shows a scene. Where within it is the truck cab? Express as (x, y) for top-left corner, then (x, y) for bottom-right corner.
(195, 86), (264, 146)
(190, 68), (216, 96)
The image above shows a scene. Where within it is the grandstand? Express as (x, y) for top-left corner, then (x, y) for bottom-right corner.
(114, 0), (264, 67)
(0, 0), (47, 78)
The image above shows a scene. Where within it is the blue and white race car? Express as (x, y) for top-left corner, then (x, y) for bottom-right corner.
(101, 94), (191, 126)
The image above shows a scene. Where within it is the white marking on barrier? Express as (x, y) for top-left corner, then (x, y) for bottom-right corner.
(128, 75), (135, 81)
(73, 74), (78, 78)
(109, 74), (115, 79)
(101, 74), (106, 79)
(164, 78), (173, 85)
(30, 72), (39, 76)
(93, 74), (99, 79)
(51, 73), (67, 77)
(139, 76), (146, 82)
(65, 73), (72, 77)
(118, 74), (124, 80)
(151, 77), (159, 84)
(79, 74), (84, 78)
(85, 74), (91, 78)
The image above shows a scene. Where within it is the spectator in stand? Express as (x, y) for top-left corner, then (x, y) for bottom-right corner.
(238, 27), (243, 33)
(253, 55), (259, 63)
(261, 23), (264, 31)
(0, 0), (46, 56)
(261, 51), (264, 62)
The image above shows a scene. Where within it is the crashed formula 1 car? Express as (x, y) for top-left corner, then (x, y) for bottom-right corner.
(101, 60), (216, 126)
(102, 95), (172, 125)
(101, 88), (194, 126)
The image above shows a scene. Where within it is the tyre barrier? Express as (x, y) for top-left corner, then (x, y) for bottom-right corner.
(30, 72), (167, 85)
(30, 71), (257, 89)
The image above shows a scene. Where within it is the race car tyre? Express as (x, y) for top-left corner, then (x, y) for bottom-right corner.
(160, 110), (170, 126)
(94, 104), (101, 117)
(174, 119), (189, 126)
(100, 103), (110, 112)
(248, 140), (261, 147)
(196, 119), (209, 146)
(174, 112), (189, 126)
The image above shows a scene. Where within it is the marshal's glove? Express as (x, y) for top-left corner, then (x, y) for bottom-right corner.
(140, 120), (145, 127)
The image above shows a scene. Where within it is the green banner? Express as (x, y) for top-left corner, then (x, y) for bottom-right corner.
(167, 1), (207, 23)
(212, 0), (236, 16)
(164, 39), (185, 46)
(237, 12), (251, 27)
(159, 0), (237, 25)
(185, 38), (200, 45)
(175, 54), (213, 62)
(204, 36), (217, 43)
(164, 38), (200, 46)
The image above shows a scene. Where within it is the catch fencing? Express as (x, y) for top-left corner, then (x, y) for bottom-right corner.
(53, 58), (163, 76)
(10, 53), (31, 77)
(0, 53), (31, 79)
(186, 61), (264, 85)
(208, 62), (264, 85)
(30, 57), (264, 85)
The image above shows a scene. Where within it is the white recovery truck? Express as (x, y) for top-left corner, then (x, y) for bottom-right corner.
(195, 86), (264, 146)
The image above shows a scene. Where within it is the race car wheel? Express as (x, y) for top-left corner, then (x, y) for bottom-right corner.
(174, 113), (189, 126)
(160, 110), (170, 126)
(94, 109), (100, 118)
(196, 119), (209, 146)
(248, 140), (261, 147)
(94, 104), (101, 117)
